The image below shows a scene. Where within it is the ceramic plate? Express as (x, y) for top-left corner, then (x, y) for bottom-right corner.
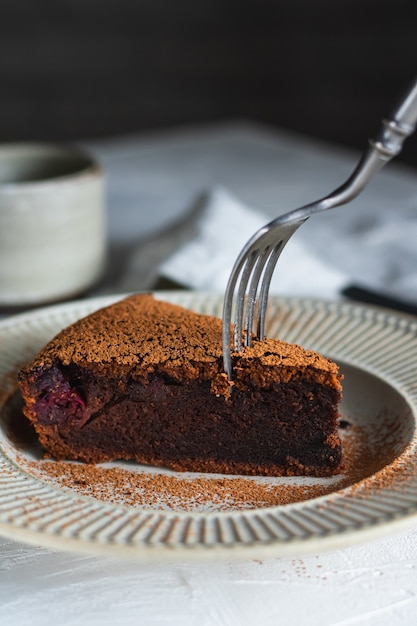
(0, 291), (416, 560)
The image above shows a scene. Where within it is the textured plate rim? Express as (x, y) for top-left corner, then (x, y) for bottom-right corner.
(0, 290), (416, 560)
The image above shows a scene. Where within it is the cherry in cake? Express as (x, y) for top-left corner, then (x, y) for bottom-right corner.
(18, 294), (343, 476)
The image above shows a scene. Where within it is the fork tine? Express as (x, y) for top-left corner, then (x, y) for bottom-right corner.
(244, 245), (272, 347)
(234, 249), (258, 352)
(256, 240), (284, 340)
(256, 221), (307, 339)
(222, 242), (263, 378)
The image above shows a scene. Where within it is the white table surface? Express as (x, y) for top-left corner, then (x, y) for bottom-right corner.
(1, 121), (417, 625)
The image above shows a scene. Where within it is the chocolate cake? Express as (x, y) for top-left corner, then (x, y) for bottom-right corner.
(18, 294), (343, 476)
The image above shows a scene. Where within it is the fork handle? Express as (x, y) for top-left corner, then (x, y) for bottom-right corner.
(317, 78), (417, 211)
(372, 78), (417, 159)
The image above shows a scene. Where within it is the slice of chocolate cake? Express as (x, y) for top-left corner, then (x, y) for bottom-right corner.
(18, 294), (343, 476)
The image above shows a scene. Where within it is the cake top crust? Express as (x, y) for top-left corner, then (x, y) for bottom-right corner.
(23, 294), (342, 391)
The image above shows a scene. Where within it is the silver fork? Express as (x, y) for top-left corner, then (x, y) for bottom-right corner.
(222, 78), (417, 379)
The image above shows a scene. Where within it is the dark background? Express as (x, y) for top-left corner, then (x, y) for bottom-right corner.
(1, 0), (416, 164)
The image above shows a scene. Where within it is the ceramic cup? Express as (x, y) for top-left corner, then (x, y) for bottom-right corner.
(0, 143), (106, 307)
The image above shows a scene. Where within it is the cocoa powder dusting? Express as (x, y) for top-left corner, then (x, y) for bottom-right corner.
(19, 294), (341, 397)
(16, 460), (334, 510)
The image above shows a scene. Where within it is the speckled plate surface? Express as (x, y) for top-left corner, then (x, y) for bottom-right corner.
(0, 291), (416, 560)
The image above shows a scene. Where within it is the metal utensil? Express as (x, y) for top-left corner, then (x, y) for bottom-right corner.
(222, 78), (417, 379)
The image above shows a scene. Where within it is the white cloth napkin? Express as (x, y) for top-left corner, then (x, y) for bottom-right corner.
(159, 188), (349, 299)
